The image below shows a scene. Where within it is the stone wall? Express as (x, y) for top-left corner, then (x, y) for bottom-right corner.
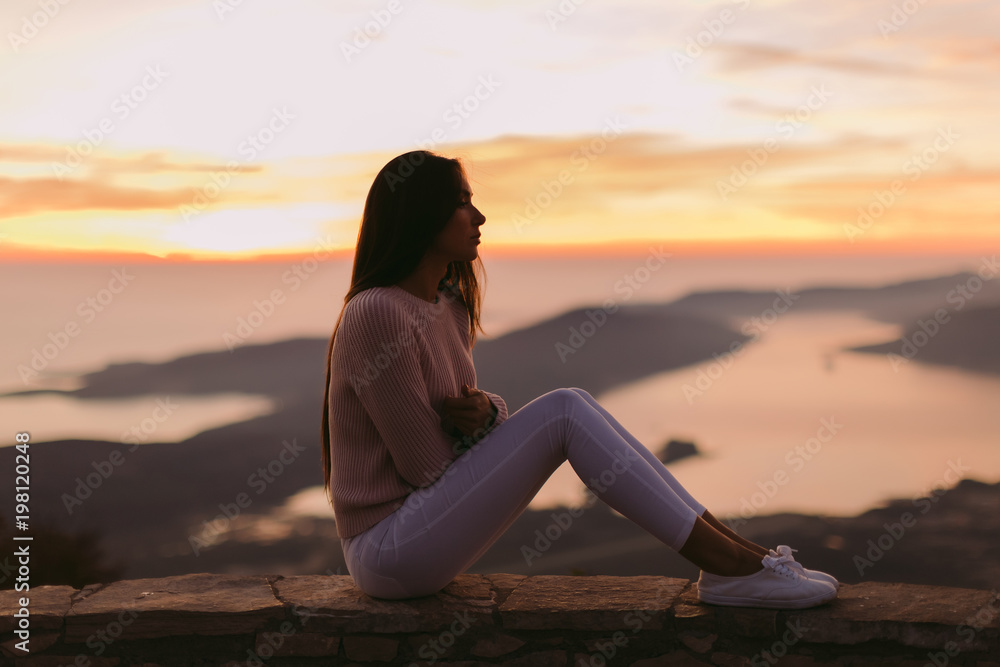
(2, 573), (999, 666)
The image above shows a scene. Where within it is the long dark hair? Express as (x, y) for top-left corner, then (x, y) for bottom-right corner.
(320, 150), (486, 500)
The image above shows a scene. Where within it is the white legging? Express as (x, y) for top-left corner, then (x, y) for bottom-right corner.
(340, 387), (705, 599)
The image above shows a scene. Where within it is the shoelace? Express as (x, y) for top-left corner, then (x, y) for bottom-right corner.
(761, 552), (800, 579)
(771, 545), (806, 572)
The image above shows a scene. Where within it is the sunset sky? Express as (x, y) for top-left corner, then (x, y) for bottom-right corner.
(1, 0), (997, 261)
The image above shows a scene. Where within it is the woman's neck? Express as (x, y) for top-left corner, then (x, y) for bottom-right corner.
(396, 259), (449, 303)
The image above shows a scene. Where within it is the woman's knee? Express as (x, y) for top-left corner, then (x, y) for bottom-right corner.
(567, 386), (595, 402)
(542, 386), (591, 407)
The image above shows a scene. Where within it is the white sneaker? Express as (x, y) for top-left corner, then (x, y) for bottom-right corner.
(697, 553), (838, 609)
(770, 545), (839, 587)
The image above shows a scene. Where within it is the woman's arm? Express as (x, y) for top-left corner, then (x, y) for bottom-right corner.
(479, 390), (508, 427)
(338, 296), (459, 488)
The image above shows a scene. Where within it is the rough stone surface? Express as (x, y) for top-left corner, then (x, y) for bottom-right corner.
(502, 650), (567, 666)
(484, 573), (528, 606)
(785, 581), (1000, 649)
(471, 632), (526, 658)
(632, 651), (712, 666)
(1, 574), (998, 665)
(63, 573), (285, 642)
(680, 632), (717, 653)
(259, 629), (339, 657)
(709, 651), (751, 666)
(500, 575), (686, 630)
(341, 635), (399, 661)
(0, 585), (75, 633)
(274, 573), (494, 633)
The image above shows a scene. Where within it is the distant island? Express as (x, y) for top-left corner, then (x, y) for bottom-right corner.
(2, 270), (998, 590)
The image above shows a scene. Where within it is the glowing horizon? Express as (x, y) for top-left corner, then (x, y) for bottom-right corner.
(1, 0), (997, 261)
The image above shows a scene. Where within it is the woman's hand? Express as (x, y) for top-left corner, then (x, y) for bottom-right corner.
(441, 384), (497, 439)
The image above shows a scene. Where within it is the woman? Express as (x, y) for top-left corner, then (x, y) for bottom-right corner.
(321, 150), (838, 607)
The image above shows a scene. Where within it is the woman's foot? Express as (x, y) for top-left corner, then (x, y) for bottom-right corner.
(769, 545), (839, 587)
(697, 553), (838, 609)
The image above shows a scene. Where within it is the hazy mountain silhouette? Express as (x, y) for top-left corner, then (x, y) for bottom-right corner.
(2, 271), (997, 586)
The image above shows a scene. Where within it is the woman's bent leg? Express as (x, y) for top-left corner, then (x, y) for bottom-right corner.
(565, 388), (768, 557)
(566, 387), (705, 515)
(341, 388), (706, 599)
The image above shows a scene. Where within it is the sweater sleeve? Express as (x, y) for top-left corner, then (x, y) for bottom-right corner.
(479, 390), (509, 428)
(339, 294), (459, 489)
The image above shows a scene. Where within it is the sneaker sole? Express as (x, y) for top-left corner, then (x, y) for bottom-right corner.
(697, 585), (837, 610)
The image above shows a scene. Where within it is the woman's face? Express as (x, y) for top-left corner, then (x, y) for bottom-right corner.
(428, 172), (485, 264)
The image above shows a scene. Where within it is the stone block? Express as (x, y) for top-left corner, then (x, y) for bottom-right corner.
(0, 585), (75, 633)
(342, 635), (399, 661)
(64, 573), (284, 642)
(274, 573), (495, 633)
(253, 621), (330, 657)
(679, 632), (717, 653)
(471, 632), (526, 657)
(502, 650), (567, 666)
(500, 575), (686, 630)
(785, 581), (1000, 649)
(631, 651), (713, 666)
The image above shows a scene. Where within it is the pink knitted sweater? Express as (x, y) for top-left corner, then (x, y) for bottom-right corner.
(326, 283), (509, 539)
